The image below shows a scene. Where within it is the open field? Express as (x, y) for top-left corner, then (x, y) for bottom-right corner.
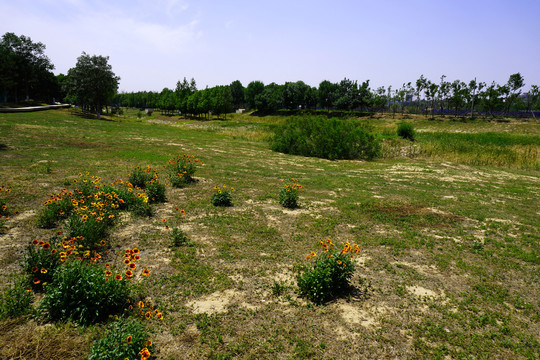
(0, 109), (538, 359)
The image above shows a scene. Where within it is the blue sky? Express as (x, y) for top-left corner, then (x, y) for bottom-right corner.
(2, 0), (539, 93)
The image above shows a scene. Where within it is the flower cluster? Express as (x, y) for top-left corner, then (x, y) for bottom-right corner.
(298, 239), (360, 304)
(166, 154), (203, 188)
(211, 185), (234, 207)
(278, 178), (303, 209)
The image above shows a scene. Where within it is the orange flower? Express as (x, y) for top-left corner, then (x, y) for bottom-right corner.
(33, 278), (40, 284)
(105, 270), (112, 277)
(138, 301), (144, 308)
(124, 259), (131, 265)
(115, 274), (122, 281)
(129, 263), (136, 269)
(157, 312), (163, 320)
(57, 230), (62, 235)
(51, 249), (57, 254)
(337, 260), (342, 265)
(41, 268), (47, 274)
(162, 218), (167, 222)
(142, 268), (150, 276)
(32, 266), (38, 272)
(145, 311), (151, 319)
(125, 270), (133, 278)
(42, 242), (50, 249)
(180, 209), (185, 215)
(133, 248), (140, 254)
(126, 336), (132, 344)
(32, 239), (39, 245)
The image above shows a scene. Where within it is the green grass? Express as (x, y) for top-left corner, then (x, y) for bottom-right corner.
(0, 109), (538, 359)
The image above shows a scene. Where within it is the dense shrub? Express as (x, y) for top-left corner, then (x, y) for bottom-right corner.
(146, 181), (166, 203)
(128, 166), (155, 189)
(271, 116), (381, 160)
(397, 122), (415, 141)
(40, 261), (130, 325)
(89, 318), (154, 360)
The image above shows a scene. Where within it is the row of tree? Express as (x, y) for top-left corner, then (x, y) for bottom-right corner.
(3, 32), (539, 119)
(116, 74), (540, 119)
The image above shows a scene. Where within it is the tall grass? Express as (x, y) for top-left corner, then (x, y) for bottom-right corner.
(418, 132), (540, 170)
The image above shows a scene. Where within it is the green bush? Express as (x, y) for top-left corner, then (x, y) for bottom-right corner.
(22, 242), (61, 292)
(171, 227), (191, 247)
(146, 181), (166, 204)
(167, 154), (201, 188)
(211, 185), (233, 207)
(128, 166), (155, 189)
(67, 212), (111, 251)
(278, 179), (303, 209)
(271, 116), (381, 160)
(0, 276), (33, 320)
(397, 122), (415, 141)
(89, 318), (154, 360)
(297, 240), (359, 304)
(40, 261), (130, 325)
(37, 195), (74, 229)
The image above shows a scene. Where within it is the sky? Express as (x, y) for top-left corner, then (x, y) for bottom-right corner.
(2, 0), (539, 93)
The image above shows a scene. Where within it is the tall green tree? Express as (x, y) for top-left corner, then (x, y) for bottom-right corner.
(229, 80), (245, 110)
(0, 32), (55, 103)
(317, 80), (338, 110)
(504, 73), (525, 114)
(245, 81), (264, 110)
(65, 52), (119, 119)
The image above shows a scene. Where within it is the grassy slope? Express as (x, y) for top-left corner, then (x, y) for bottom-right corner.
(0, 109), (538, 359)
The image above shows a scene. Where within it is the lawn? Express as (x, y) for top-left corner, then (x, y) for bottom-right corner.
(0, 109), (538, 359)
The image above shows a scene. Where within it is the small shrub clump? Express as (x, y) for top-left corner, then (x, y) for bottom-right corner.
(0, 276), (33, 320)
(128, 166), (167, 204)
(89, 318), (154, 360)
(297, 239), (360, 304)
(22, 240), (61, 292)
(271, 116), (381, 160)
(211, 185), (233, 207)
(397, 122), (416, 141)
(171, 227), (191, 247)
(167, 154), (203, 188)
(40, 260), (130, 325)
(278, 178), (303, 209)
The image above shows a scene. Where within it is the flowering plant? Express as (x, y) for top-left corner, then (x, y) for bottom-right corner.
(211, 185), (234, 207)
(278, 178), (303, 209)
(167, 154), (203, 188)
(297, 239), (360, 304)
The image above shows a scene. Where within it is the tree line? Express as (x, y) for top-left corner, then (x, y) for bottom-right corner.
(2, 32), (539, 119)
(117, 74), (540, 119)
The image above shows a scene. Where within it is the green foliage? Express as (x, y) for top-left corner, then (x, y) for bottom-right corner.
(22, 242), (61, 292)
(297, 240), (359, 304)
(171, 227), (191, 247)
(211, 185), (233, 207)
(397, 122), (416, 141)
(89, 318), (154, 360)
(40, 260), (130, 325)
(67, 212), (110, 250)
(128, 166), (155, 189)
(0, 276), (33, 320)
(37, 194), (74, 228)
(167, 154), (201, 188)
(278, 179), (303, 209)
(271, 116), (381, 160)
(146, 181), (166, 204)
